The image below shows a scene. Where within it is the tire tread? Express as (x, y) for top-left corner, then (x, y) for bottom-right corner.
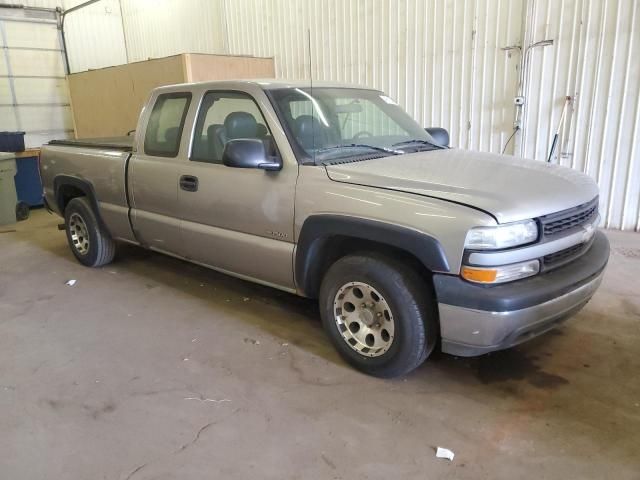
(319, 253), (437, 378)
(65, 197), (116, 267)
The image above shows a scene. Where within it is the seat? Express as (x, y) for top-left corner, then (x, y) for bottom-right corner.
(213, 112), (260, 160)
(256, 123), (269, 138)
(293, 115), (340, 151)
(160, 127), (180, 151)
(164, 126), (179, 150)
(224, 111), (259, 140)
(207, 124), (224, 162)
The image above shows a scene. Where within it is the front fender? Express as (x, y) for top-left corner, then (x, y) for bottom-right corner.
(295, 214), (450, 297)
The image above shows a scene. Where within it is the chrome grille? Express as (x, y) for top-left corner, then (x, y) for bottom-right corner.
(540, 197), (598, 237)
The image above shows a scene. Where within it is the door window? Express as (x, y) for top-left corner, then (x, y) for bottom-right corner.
(144, 92), (191, 157)
(191, 91), (273, 164)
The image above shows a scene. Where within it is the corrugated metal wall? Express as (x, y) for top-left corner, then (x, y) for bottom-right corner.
(0, 5), (72, 147)
(2, 0), (638, 230)
(225, 0), (523, 154)
(63, 0), (127, 72)
(520, 0), (640, 231)
(224, 0), (639, 231)
(119, 0), (225, 63)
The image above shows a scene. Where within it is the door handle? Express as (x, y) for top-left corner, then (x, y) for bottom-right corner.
(179, 175), (199, 192)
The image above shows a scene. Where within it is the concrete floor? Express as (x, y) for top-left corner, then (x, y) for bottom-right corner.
(1, 209), (639, 479)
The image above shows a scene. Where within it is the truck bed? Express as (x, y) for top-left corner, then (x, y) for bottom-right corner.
(49, 136), (133, 152)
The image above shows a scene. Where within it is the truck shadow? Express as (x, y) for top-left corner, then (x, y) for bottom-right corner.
(19, 215), (575, 391)
(113, 243), (572, 390)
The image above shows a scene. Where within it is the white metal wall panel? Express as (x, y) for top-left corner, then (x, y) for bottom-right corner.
(119, 0), (226, 63)
(63, 0), (128, 72)
(224, 0), (523, 153)
(224, 0), (638, 231)
(521, 0), (640, 230)
(0, 4), (73, 146)
(1, 0), (638, 230)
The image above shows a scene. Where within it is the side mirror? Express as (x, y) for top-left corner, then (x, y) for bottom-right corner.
(222, 139), (282, 171)
(425, 127), (450, 148)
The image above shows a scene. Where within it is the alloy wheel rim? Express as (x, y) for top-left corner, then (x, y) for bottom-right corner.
(333, 281), (395, 357)
(69, 213), (90, 255)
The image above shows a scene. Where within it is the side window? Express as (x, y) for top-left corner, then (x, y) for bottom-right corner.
(191, 91), (273, 164)
(144, 92), (191, 157)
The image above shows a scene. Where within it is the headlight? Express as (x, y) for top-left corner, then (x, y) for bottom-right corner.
(461, 260), (540, 284)
(465, 219), (538, 250)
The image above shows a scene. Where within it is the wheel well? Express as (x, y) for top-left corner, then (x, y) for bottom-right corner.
(57, 184), (86, 213)
(303, 236), (435, 299)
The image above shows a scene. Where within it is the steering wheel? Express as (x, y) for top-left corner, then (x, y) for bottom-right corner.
(353, 130), (374, 141)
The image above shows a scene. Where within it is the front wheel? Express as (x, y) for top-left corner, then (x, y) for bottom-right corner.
(319, 254), (438, 378)
(64, 197), (116, 267)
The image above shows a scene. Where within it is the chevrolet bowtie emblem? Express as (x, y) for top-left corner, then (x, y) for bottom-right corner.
(582, 223), (596, 243)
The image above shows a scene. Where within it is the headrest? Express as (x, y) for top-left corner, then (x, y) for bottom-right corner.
(224, 112), (258, 139)
(293, 115), (318, 150)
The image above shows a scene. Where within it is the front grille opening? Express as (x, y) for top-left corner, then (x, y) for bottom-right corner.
(543, 243), (585, 266)
(540, 197), (598, 237)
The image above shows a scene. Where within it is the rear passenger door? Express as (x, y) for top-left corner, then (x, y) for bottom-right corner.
(130, 91), (191, 255)
(177, 90), (297, 290)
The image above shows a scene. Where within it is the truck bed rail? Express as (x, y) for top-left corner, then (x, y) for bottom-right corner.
(49, 136), (133, 152)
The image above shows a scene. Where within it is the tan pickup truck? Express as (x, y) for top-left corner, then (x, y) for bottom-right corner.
(40, 80), (609, 377)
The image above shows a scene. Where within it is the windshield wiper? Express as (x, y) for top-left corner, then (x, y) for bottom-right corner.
(392, 139), (447, 150)
(317, 144), (402, 155)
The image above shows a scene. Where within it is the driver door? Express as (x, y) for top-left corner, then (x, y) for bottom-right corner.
(177, 90), (297, 290)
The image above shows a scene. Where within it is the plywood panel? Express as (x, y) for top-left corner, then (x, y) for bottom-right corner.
(67, 55), (185, 138)
(185, 54), (275, 82)
(67, 53), (275, 138)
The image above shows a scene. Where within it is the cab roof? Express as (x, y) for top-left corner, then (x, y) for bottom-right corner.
(155, 78), (380, 92)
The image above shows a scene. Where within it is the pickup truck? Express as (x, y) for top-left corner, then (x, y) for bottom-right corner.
(40, 80), (609, 378)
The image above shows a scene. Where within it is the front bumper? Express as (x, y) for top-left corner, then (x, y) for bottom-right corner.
(434, 230), (609, 357)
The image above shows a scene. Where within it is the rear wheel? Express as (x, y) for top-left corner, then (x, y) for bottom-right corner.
(64, 197), (116, 267)
(319, 253), (438, 378)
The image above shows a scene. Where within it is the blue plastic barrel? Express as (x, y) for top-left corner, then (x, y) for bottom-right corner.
(0, 132), (26, 152)
(15, 156), (43, 207)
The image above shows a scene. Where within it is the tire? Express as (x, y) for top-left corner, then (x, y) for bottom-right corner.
(319, 253), (438, 378)
(64, 197), (116, 267)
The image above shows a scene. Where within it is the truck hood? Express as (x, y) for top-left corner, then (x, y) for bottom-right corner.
(324, 149), (599, 224)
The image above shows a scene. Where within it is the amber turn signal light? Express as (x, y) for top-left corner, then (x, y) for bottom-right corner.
(461, 266), (498, 283)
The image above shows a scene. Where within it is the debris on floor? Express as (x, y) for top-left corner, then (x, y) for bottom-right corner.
(184, 397), (231, 404)
(436, 447), (455, 461)
(244, 337), (260, 345)
(65, 279), (77, 286)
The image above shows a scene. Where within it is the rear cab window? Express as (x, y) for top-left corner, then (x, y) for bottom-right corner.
(144, 92), (192, 157)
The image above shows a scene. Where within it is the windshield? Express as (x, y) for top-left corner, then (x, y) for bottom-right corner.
(268, 87), (441, 164)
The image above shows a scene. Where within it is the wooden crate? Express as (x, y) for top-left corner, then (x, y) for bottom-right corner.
(66, 53), (275, 139)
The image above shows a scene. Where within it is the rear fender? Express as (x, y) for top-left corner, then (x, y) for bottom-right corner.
(53, 175), (107, 229)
